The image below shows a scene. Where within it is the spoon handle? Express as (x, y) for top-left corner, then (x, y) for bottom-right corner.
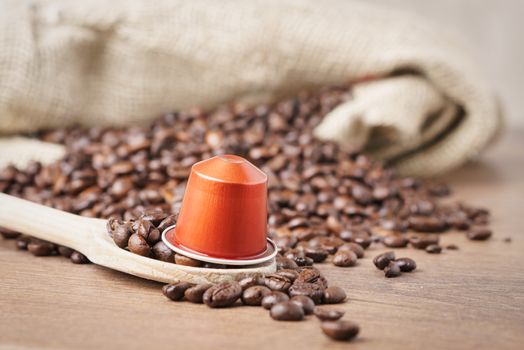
(0, 193), (94, 250)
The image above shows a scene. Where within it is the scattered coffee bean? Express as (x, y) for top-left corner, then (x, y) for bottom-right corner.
(270, 301), (304, 321)
(383, 235), (409, 248)
(264, 273), (293, 292)
(337, 243), (364, 258)
(373, 251), (395, 270)
(323, 286), (346, 304)
(314, 308), (345, 321)
(163, 282), (194, 301)
(184, 284), (212, 303)
(467, 228), (492, 241)
(290, 295), (315, 315)
(57, 246), (74, 258)
(276, 255), (298, 270)
(27, 241), (55, 256)
(304, 247), (329, 262)
(203, 282), (242, 308)
(288, 282), (324, 304)
(152, 241), (174, 262)
(0, 227), (20, 239)
(70, 251), (90, 264)
(446, 244), (459, 250)
(395, 257), (416, 272)
(321, 320), (360, 341)
(425, 244), (442, 254)
(332, 251), (357, 267)
(15, 236), (30, 250)
(242, 286), (271, 306)
(384, 261), (402, 278)
(238, 275), (264, 290)
(409, 216), (447, 232)
(409, 235), (439, 249)
(262, 291), (290, 310)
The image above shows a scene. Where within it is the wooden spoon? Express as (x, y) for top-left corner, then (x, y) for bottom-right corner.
(0, 193), (276, 284)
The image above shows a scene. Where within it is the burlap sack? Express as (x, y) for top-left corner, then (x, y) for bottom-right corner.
(0, 0), (503, 176)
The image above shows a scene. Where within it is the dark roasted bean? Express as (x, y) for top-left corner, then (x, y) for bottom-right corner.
(184, 284), (212, 303)
(242, 286), (271, 306)
(384, 261), (402, 278)
(203, 282), (242, 308)
(238, 275), (264, 290)
(321, 320), (360, 341)
(174, 253), (203, 267)
(323, 286), (347, 304)
(276, 255), (299, 270)
(446, 244), (459, 250)
(382, 235), (409, 248)
(395, 257), (417, 272)
(15, 236), (30, 250)
(290, 295), (315, 315)
(288, 282), (324, 304)
(425, 244), (442, 254)
(332, 251), (357, 267)
(467, 228), (492, 241)
(264, 273), (293, 292)
(57, 246), (74, 258)
(409, 235), (439, 249)
(162, 282), (194, 301)
(337, 243), (364, 258)
(261, 291), (289, 310)
(314, 308), (345, 321)
(373, 251), (396, 270)
(408, 216), (447, 232)
(27, 241), (55, 256)
(304, 247), (329, 263)
(127, 233), (151, 257)
(152, 241), (174, 262)
(270, 301), (304, 321)
(70, 251), (90, 264)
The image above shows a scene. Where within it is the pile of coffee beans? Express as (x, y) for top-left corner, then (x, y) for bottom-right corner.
(0, 85), (494, 342)
(373, 251), (416, 278)
(162, 265), (358, 341)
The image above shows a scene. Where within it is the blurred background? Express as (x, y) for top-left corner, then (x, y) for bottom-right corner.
(370, 0), (523, 127)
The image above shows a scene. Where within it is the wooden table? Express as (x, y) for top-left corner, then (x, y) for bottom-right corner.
(1, 130), (523, 350)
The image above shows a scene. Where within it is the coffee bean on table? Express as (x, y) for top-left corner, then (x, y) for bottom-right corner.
(337, 243), (364, 258)
(314, 308), (345, 321)
(184, 284), (213, 303)
(304, 247), (329, 263)
(384, 261), (402, 278)
(288, 282), (325, 304)
(27, 240), (55, 256)
(15, 236), (30, 250)
(203, 282), (242, 308)
(395, 257), (417, 272)
(382, 235), (409, 248)
(70, 251), (90, 264)
(0, 227), (20, 239)
(242, 286), (271, 306)
(290, 295), (315, 315)
(261, 291), (290, 310)
(264, 273), (293, 292)
(276, 269), (299, 282)
(446, 244), (459, 250)
(373, 251), (395, 270)
(321, 320), (360, 341)
(425, 244), (442, 254)
(276, 255), (299, 270)
(162, 282), (194, 301)
(295, 267), (328, 288)
(409, 216), (447, 232)
(57, 246), (74, 258)
(111, 222), (132, 248)
(467, 228), (492, 241)
(409, 235), (439, 249)
(323, 286), (347, 304)
(174, 253), (203, 267)
(128, 233), (151, 257)
(332, 251), (357, 267)
(294, 256), (314, 267)
(270, 301), (304, 321)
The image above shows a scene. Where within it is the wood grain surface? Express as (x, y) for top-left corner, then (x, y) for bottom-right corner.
(1, 131), (523, 350)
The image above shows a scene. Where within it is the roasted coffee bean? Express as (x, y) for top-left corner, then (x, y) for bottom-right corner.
(288, 282), (324, 304)
(352, 234), (372, 249)
(184, 284), (212, 303)
(395, 257), (417, 272)
(467, 228), (492, 241)
(127, 233), (151, 257)
(321, 320), (360, 341)
(174, 253), (203, 267)
(157, 214), (177, 231)
(296, 267), (328, 288)
(264, 273), (293, 292)
(152, 241), (174, 262)
(446, 244), (459, 250)
(290, 295), (315, 315)
(0, 227), (20, 239)
(27, 241), (55, 256)
(337, 243), (364, 258)
(314, 308), (345, 321)
(409, 235), (439, 249)
(70, 251), (90, 264)
(112, 222), (132, 248)
(384, 261), (402, 278)
(270, 301), (304, 321)
(57, 246), (74, 258)
(304, 247), (329, 263)
(242, 286), (271, 306)
(238, 275), (264, 290)
(409, 216), (447, 232)
(203, 282), (242, 308)
(275, 255), (299, 270)
(15, 236), (30, 250)
(262, 291), (290, 310)
(323, 286), (347, 304)
(425, 244), (442, 254)
(162, 282), (194, 301)
(382, 235), (409, 248)
(332, 251), (357, 267)
(277, 269), (299, 281)
(294, 256), (314, 267)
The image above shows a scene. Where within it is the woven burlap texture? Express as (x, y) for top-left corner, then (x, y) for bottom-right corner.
(0, 0), (502, 176)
